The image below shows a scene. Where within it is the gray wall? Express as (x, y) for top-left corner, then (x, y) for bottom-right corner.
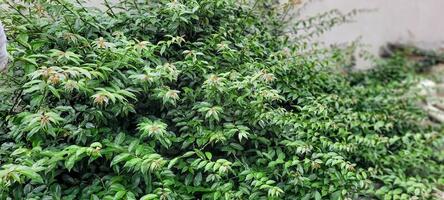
(297, 0), (444, 68)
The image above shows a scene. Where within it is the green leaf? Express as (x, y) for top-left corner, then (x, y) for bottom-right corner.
(194, 172), (202, 186)
(114, 191), (126, 200)
(17, 169), (43, 184)
(65, 155), (78, 171)
(314, 191), (322, 200)
(111, 153), (131, 167)
(115, 132), (126, 145)
(140, 194), (157, 200)
(330, 191), (342, 200)
(182, 151), (195, 157)
(205, 152), (212, 160)
(168, 157), (179, 169)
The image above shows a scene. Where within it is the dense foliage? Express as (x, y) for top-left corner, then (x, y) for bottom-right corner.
(0, 0), (443, 199)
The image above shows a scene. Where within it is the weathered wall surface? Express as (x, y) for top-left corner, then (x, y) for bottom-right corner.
(297, 0), (444, 68)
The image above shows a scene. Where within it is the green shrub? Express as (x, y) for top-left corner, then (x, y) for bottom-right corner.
(0, 0), (443, 199)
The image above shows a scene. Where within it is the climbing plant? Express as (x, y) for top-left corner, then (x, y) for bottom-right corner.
(0, 0), (442, 199)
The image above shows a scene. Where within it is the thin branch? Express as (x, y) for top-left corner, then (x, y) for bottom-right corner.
(5, 0), (43, 32)
(53, 0), (105, 32)
(104, 0), (117, 18)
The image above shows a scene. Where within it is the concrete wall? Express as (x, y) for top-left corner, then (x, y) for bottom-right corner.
(297, 0), (444, 68)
